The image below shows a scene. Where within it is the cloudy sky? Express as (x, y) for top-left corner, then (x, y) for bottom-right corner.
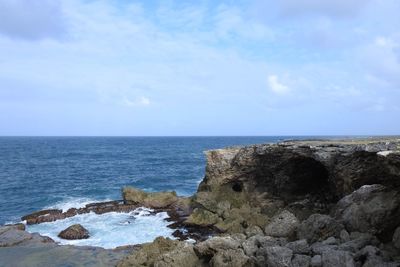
(0, 0), (399, 136)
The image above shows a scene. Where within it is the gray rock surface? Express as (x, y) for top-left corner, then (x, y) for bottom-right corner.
(264, 210), (299, 238)
(334, 184), (400, 242)
(297, 214), (344, 243)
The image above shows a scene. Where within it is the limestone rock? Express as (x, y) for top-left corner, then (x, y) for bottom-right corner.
(264, 210), (299, 238)
(333, 184), (400, 241)
(123, 187), (178, 209)
(58, 224), (90, 240)
(297, 214), (344, 243)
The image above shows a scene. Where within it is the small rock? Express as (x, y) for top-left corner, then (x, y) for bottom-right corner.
(285, 239), (310, 254)
(260, 246), (293, 267)
(194, 236), (241, 257)
(58, 224), (90, 240)
(340, 229), (350, 243)
(264, 210), (299, 238)
(291, 254), (311, 267)
(310, 255), (322, 267)
(322, 250), (355, 267)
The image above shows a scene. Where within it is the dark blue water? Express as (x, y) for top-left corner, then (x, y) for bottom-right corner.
(0, 136), (304, 224)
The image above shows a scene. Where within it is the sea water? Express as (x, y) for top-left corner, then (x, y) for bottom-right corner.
(0, 136), (313, 248)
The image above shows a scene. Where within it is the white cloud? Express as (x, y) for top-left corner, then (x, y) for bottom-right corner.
(122, 96), (151, 107)
(267, 75), (289, 95)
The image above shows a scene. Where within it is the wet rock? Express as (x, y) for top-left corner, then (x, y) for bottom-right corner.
(4, 223), (26, 231)
(333, 184), (400, 242)
(58, 224), (90, 240)
(122, 187), (178, 209)
(291, 254), (311, 267)
(297, 214), (344, 243)
(321, 250), (355, 267)
(264, 210), (299, 238)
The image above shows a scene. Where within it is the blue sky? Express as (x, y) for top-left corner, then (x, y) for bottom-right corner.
(0, 0), (399, 136)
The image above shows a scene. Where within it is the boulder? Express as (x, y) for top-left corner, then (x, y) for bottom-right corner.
(58, 224), (90, 240)
(264, 210), (299, 238)
(333, 184), (400, 242)
(297, 214), (344, 243)
(123, 187), (178, 209)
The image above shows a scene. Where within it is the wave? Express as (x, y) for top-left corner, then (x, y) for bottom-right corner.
(26, 207), (175, 249)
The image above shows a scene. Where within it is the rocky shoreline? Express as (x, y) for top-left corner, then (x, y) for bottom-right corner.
(1, 138), (400, 266)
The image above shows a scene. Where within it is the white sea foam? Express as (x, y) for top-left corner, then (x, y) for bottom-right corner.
(44, 197), (113, 212)
(26, 207), (175, 249)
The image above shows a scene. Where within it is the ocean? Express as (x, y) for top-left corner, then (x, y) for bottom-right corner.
(0, 136), (312, 247)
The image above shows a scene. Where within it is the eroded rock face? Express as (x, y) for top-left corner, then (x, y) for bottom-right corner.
(187, 139), (400, 235)
(58, 224), (90, 240)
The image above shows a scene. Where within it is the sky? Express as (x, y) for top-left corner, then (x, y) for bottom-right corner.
(0, 0), (399, 136)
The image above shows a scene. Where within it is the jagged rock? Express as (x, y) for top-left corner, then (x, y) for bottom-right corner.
(184, 208), (221, 227)
(193, 236), (242, 258)
(310, 242), (338, 255)
(285, 239), (310, 254)
(334, 184), (400, 242)
(297, 214), (344, 243)
(259, 246), (293, 267)
(310, 255), (322, 267)
(210, 249), (251, 267)
(322, 237), (338, 245)
(122, 187), (178, 209)
(321, 250), (355, 267)
(264, 210), (299, 238)
(58, 224), (90, 240)
(393, 226), (400, 249)
(291, 254), (311, 267)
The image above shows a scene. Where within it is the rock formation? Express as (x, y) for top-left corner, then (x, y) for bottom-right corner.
(117, 138), (400, 266)
(58, 224), (90, 240)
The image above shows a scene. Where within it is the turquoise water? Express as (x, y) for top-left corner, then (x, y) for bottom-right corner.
(0, 136), (299, 225)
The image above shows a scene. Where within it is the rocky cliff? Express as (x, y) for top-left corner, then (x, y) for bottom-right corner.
(119, 138), (400, 266)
